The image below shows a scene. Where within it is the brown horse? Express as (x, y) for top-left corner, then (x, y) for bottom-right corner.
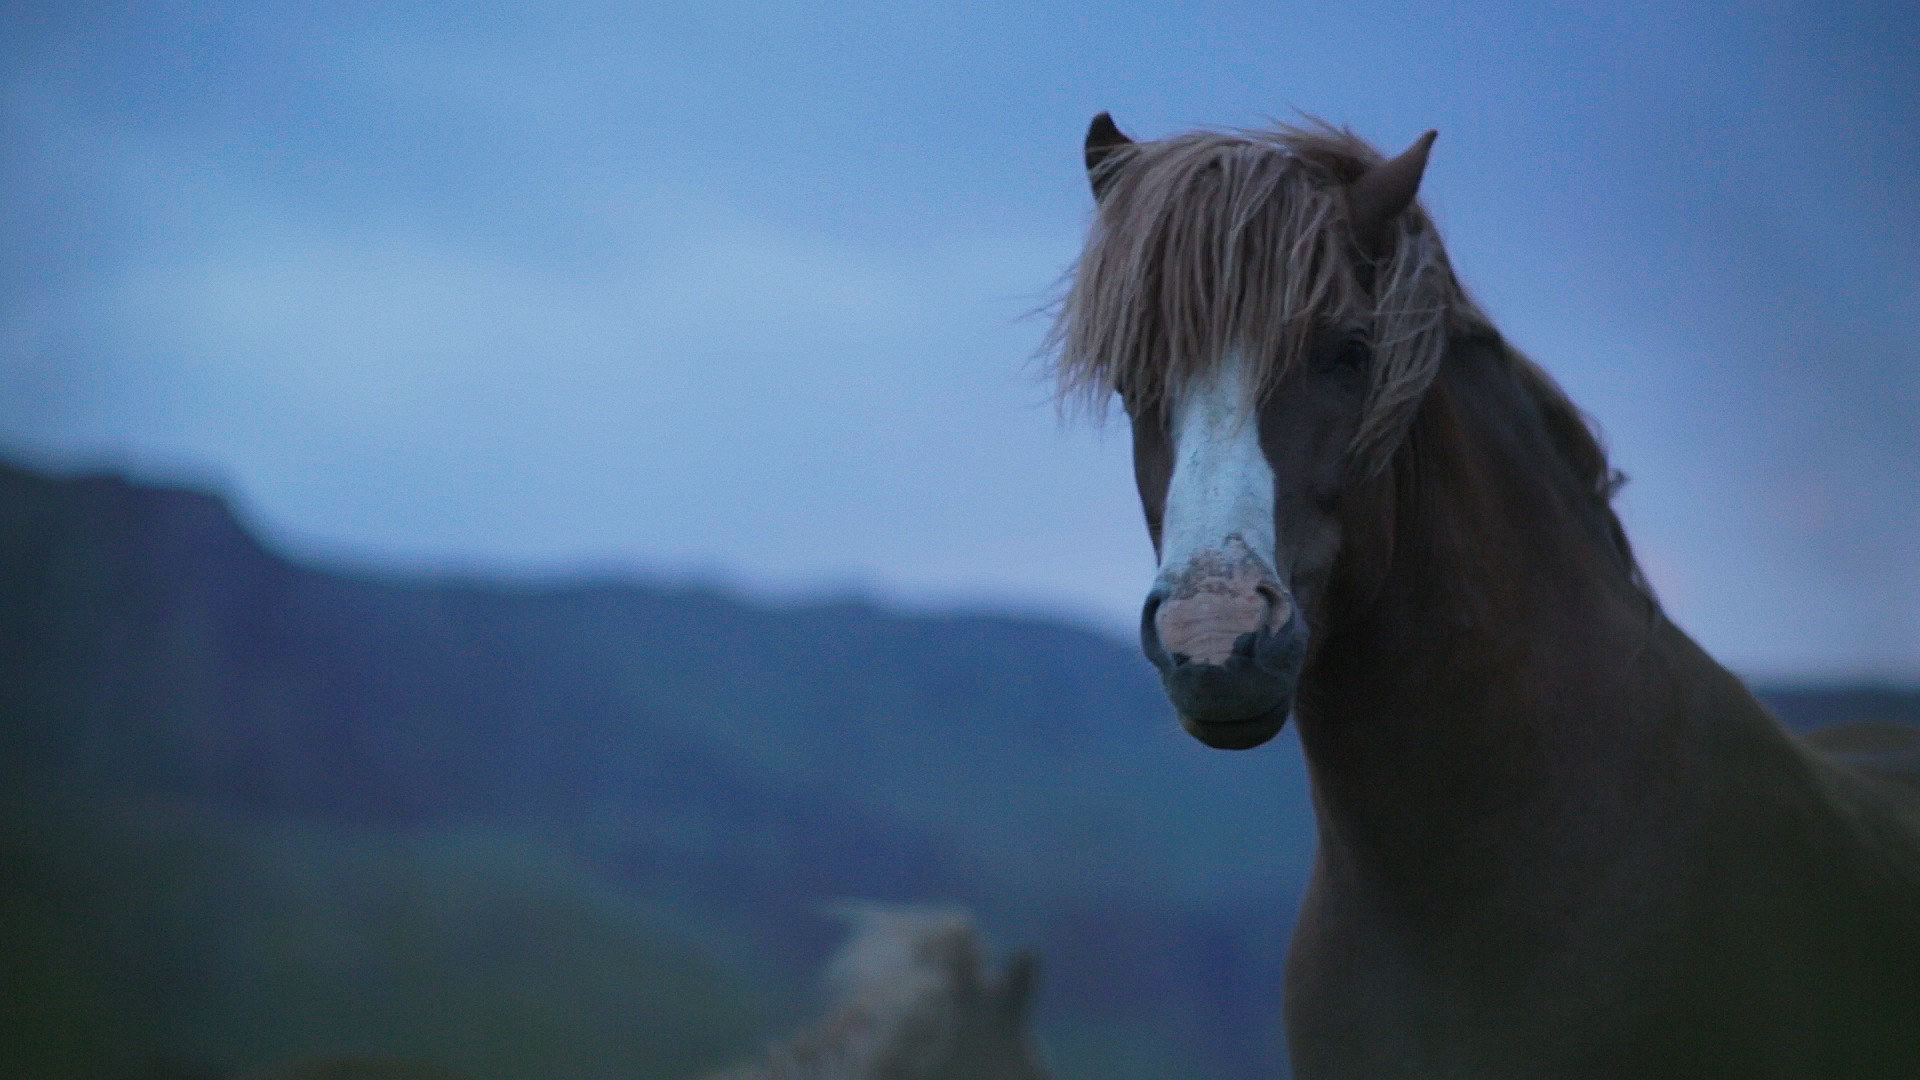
(1049, 114), (1920, 1078)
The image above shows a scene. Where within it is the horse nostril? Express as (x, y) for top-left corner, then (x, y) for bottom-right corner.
(1140, 590), (1173, 669)
(1255, 581), (1289, 630)
(1232, 631), (1259, 659)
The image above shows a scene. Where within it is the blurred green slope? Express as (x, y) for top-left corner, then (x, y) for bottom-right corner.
(0, 792), (775, 1080)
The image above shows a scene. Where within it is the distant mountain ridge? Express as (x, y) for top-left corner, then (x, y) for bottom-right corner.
(0, 458), (1312, 890)
(3, 456), (1914, 1079)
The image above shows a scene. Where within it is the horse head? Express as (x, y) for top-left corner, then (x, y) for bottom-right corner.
(1061, 114), (1441, 749)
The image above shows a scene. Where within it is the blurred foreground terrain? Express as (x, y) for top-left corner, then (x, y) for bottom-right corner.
(3, 458), (1914, 1079)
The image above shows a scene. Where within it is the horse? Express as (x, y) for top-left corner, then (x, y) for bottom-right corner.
(1047, 113), (1920, 1078)
(700, 904), (1048, 1080)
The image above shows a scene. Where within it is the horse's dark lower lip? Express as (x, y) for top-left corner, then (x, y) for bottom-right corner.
(1180, 708), (1288, 750)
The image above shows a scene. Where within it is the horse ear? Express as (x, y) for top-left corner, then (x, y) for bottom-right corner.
(1346, 129), (1437, 254)
(995, 949), (1040, 1020)
(1085, 111), (1134, 200)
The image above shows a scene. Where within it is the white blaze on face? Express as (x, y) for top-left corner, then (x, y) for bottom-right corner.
(1151, 352), (1284, 665)
(1157, 351), (1279, 577)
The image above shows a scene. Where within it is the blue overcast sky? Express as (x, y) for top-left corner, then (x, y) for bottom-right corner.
(3, 1), (1916, 679)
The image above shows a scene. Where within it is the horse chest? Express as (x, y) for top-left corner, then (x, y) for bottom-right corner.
(1282, 863), (1682, 1080)
(1284, 806), (1920, 1080)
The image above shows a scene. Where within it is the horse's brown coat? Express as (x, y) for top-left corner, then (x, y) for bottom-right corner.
(1053, 117), (1920, 1079)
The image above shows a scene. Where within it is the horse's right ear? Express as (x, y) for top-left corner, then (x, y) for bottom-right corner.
(1085, 112), (1133, 200)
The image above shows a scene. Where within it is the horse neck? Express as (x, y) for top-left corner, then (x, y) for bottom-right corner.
(1296, 331), (1742, 918)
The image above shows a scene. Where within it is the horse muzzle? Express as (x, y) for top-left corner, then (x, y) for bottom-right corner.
(1141, 558), (1306, 750)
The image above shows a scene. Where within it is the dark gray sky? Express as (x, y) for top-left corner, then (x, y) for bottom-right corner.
(4, 1), (1916, 679)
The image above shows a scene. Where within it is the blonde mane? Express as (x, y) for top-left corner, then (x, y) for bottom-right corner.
(1046, 120), (1489, 477)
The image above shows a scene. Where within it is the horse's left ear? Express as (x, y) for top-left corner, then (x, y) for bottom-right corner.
(1085, 111), (1134, 199)
(1346, 129), (1437, 253)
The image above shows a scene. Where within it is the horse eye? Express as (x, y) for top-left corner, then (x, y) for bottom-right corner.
(1314, 334), (1371, 375)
